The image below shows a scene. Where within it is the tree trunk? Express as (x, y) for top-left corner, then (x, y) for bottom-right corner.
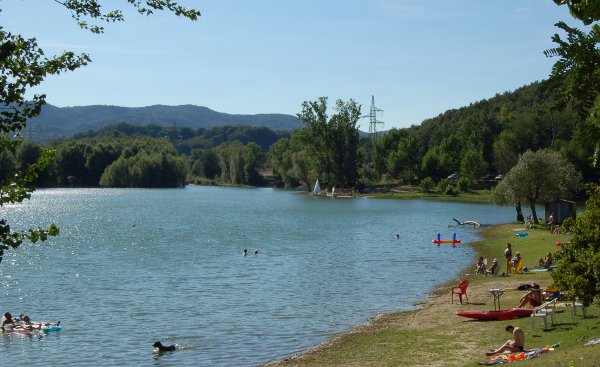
(530, 202), (539, 223)
(516, 201), (524, 222)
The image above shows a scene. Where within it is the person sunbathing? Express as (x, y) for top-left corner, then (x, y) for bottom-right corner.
(485, 325), (525, 356)
(537, 252), (553, 268)
(518, 287), (543, 308)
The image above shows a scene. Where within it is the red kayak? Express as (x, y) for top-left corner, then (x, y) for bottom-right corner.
(456, 308), (534, 321)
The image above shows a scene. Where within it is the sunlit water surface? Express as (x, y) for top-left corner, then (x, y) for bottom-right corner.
(0, 186), (516, 366)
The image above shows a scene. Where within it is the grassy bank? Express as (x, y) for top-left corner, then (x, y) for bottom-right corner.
(266, 223), (600, 367)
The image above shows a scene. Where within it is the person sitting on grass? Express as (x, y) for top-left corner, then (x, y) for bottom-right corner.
(518, 286), (543, 308)
(476, 257), (486, 274)
(485, 258), (500, 277)
(541, 252), (554, 268)
(485, 325), (525, 356)
(511, 251), (522, 269)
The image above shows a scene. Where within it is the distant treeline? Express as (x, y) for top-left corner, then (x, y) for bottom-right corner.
(1, 125), (272, 188)
(2, 80), (597, 190)
(72, 123), (290, 154)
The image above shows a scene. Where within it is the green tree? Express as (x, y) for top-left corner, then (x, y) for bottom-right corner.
(0, 149), (17, 181)
(552, 184), (600, 306)
(549, 2), (600, 307)
(269, 138), (296, 188)
(544, 20), (600, 166)
(99, 152), (185, 188)
(84, 143), (120, 185)
(190, 148), (221, 180)
(491, 149), (581, 223)
(242, 142), (265, 186)
(54, 142), (87, 186)
(1, 1), (199, 257)
(296, 97), (361, 190)
(378, 130), (420, 181)
(419, 177), (435, 192)
(421, 147), (442, 179)
(460, 148), (488, 181)
(16, 141), (43, 171)
(493, 131), (519, 175)
(554, 0), (600, 25)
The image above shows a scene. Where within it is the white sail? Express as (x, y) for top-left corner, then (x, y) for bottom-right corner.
(313, 179), (321, 194)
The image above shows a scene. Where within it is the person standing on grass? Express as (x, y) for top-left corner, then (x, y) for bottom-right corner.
(504, 243), (512, 273)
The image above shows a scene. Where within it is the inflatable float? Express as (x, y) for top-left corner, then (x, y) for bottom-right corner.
(432, 232), (461, 246)
(456, 308), (534, 321)
(5, 321), (61, 334)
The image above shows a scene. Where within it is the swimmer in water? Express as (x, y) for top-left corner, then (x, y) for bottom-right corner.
(243, 248), (248, 256)
(153, 341), (176, 352)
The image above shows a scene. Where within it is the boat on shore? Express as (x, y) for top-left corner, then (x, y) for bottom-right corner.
(312, 179), (322, 195)
(456, 308), (533, 321)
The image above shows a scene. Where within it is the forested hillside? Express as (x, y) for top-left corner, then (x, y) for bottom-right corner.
(373, 80), (597, 184)
(24, 104), (303, 143)
(71, 123), (290, 154)
(3, 80), (596, 190)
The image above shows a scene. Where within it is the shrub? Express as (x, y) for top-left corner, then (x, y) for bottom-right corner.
(457, 177), (471, 192)
(420, 177), (434, 192)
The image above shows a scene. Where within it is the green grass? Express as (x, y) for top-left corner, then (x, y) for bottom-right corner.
(369, 190), (493, 203)
(460, 223), (600, 366)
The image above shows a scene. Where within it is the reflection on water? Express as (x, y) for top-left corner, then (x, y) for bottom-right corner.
(0, 186), (515, 366)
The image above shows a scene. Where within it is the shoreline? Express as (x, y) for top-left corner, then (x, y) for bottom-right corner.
(265, 222), (599, 366)
(265, 225), (490, 366)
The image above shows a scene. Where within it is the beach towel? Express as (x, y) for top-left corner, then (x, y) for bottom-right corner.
(585, 338), (600, 346)
(479, 344), (558, 365)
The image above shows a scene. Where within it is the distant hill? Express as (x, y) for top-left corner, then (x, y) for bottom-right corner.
(23, 104), (304, 143)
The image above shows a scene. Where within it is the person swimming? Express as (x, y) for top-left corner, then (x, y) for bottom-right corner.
(153, 341), (176, 352)
(242, 248), (248, 256)
(254, 249), (259, 256)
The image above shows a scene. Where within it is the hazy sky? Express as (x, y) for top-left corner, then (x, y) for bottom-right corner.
(1, 1), (580, 130)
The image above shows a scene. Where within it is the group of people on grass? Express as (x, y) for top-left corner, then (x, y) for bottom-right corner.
(475, 242), (556, 277)
(475, 243), (525, 276)
(479, 214), (564, 358)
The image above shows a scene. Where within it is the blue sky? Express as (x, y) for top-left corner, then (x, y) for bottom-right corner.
(1, 1), (580, 130)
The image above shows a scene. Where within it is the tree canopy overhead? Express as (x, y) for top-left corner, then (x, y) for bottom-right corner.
(546, 1), (600, 167)
(55, 0), (200, 34)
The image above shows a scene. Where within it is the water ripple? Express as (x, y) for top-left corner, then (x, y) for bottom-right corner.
(0, 186), (517, 366)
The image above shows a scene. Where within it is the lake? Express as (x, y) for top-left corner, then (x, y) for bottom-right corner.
(0, 186), (516, 366)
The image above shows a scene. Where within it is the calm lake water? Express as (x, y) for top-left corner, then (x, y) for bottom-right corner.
(0, 186), (515, 366)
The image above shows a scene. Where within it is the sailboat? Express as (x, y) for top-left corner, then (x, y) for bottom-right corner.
(312, 179), (321, 195)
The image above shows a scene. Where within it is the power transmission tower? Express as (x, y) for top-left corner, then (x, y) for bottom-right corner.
(363, 95), (384, 145)
(361, 95), (384, 179)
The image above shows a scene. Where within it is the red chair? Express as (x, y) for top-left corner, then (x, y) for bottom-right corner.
(451, 280), (469, 304)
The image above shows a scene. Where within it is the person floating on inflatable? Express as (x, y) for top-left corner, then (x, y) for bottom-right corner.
(432, 232), (461, 247)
